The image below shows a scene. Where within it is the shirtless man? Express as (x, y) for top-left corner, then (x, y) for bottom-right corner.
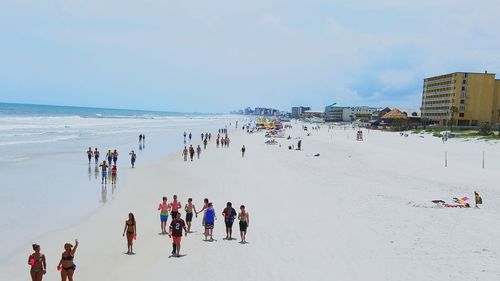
(238, 205), (250, 243)
(196, 145), (201, 159)
(86, 147), (93, 164)
(184, 198), (197, 233)
(189, 145), (195, 161)
(99, 161), (109, 184)
(182, 147), (188, 161)
(93, 148), (100, 164)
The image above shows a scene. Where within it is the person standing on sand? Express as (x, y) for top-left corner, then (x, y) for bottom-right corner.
(238, 205), (249, 243)
(203, 203), (216, 241)
(196, 145), (201, 159)
(241, 145), (246, 157)
(93, 148), (99, 164)
(201, 133), (204, 141)
(170, 195), (181, 220)
(475, 192), (483, 208)
(203, 138), (208, 149)
(139, 134), (142, 143)
(111, 165), (117, 184)
(184, 198), (197, 233)
(28, 243), (46, 281)
(222, 202), (237, 240)
(112, 149), (119, 165)
(189, 145), (195, 161)
(99, 161), (109, 184)
(189, 132), (192, 142)
(58, 239), (78, 281)
(216, 138), (220, 148)
(123, 213), (136, 254)
(158, 197), (170, 234)
(86, 147), (93, 164)
(183, 132), (187, 141)
(196, 198), (209, 226)
(182, 147), (188, 161)
(209, 133), (211, 141)
(297, 140), (302, 150)
(129, 150), (136, 168)
(169, 213), (188, 257)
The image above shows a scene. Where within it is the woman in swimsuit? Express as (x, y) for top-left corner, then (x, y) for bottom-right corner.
(238, 205), (250, 243)
(111, 165), (117, 184)
(123, 213), (136, 254)
(58, 239), (78, 281)
(28, 243), (46, 281)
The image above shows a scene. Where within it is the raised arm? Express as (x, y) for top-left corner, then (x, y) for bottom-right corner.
(71, 239), (79, 256)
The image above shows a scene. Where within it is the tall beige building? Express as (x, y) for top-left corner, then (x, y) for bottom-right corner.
(421, 72), (500, 126)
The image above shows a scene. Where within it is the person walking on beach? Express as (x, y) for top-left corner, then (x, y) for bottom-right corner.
(222, 202), (237, 240)
(184, 198), (196, 233)
(226, 137), (230, 148)
(169, 213), (187, 257)
(297, 140), (302, 150)
(182, 147), (188, 161)
(99, 161), (109, 184)
(189, 145), (195, 161)
(158, 197), (170, 234)
(203, 202), (216, 241)
(139, 134), (143, 143)
(129, 150), (136, 168)
(238, 205), (249, 243)
(241, 145), (246, 157)
(28, 243), (46, 281)
(196, 198), (209, 225)
(123, 213), (136, 254)
(112, 150), (119, 165)
(86, 147), (93, 164)
(93, 148), (99, 164)
(170, 195), (181, 220)
(216, 138), (220, 148)
(208, 133), (211, 141)
(189, 132), (192, 142)
(203, 138), (207, 149)
(196, 145), (201, 159)
(183, 131), (187, 142)
(111, 165), (117, 184)
(58, 239), (78, 281)
(201, 133), (204, 141)
(106, 150), (112, 165)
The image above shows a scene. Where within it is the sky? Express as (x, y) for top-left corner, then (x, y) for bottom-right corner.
(0, 0), (499, 113)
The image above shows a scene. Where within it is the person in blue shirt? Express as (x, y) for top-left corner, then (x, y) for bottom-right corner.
(203, 203), (216, 241)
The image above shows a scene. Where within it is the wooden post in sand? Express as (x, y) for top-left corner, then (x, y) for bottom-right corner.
(445, 152), (447, 167)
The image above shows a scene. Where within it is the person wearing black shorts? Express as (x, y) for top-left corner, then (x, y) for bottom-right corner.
(184, 198), (197, 232)
(222, 202), (237, 240)
(238, 205), (249, 243)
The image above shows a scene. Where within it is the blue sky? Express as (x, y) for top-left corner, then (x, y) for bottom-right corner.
(1, 0), (499, 113)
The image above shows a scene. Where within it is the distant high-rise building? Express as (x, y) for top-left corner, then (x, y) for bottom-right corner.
(421, 72), (500, 126)
(291, 106), (311, 118)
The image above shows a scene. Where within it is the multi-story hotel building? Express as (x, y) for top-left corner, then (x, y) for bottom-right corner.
(421, 72), (500, 126)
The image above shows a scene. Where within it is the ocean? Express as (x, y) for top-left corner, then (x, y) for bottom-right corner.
(0, 102), (240, 261)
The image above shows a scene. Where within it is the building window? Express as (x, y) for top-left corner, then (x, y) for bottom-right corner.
(460, 99), (465, 104)
(459, 105), (465, 111)
(461, 86), (466, 91)
(462, 80), (466, 84)
(459, 113), (464, 117)
(461, 92), (466, 98)
(464, 73), (468, 77)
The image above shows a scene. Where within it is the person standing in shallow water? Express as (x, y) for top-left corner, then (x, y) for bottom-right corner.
(99, 161), (109, 184)
(28, 243), (46, 281)
(86, 147), (93, 164)
(129, 150), (136, 168)
(93, 148), (99, 164)
(58, 239), (78, 281)
(112, 150), (119, 165)
(241, 145), (246, 157)
(123, 213), (136, 254)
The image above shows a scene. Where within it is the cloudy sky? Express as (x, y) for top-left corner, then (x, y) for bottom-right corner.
(1, 0), (499, 113)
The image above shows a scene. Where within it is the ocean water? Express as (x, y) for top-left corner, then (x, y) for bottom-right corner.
(0, 103), (241, 261)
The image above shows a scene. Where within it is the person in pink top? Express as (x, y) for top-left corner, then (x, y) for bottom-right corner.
(158, 197), (170, 234)
(169, 195), (181, 221)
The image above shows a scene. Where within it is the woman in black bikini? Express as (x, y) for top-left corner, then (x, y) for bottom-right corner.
(28, 243), (46, 281)
(122, 213), (136, 254)
(58, 239), (78, 281)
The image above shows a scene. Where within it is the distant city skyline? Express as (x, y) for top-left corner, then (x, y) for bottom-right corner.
(1, 1), (499, 113)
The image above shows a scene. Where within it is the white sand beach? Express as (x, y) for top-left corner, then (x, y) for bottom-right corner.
(2, 123), (500, 281)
